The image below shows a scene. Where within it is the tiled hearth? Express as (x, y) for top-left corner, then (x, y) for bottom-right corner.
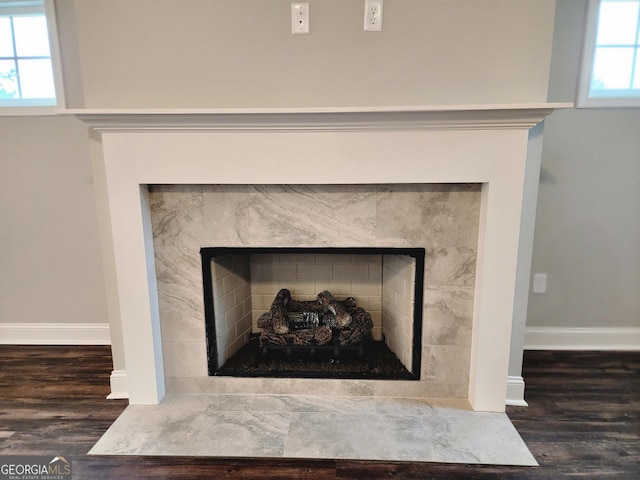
(78, 105), (558, 412)
(89, 393), (537, 466)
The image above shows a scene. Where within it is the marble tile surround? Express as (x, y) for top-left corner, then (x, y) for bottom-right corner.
(89, 393), (537, 466)
(149, 183), (480, 399)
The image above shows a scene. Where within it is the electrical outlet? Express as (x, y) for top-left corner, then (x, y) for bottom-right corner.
(291, 3), (309, 34)
(364, 0), (383, 31)
(532, 273), (547, 294)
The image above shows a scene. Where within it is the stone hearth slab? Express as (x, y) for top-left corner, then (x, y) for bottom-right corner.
(89, 394), (537, 466)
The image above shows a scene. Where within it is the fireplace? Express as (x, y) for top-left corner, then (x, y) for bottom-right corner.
(77, 105), (560, 412)
(199, 246), (426, 379)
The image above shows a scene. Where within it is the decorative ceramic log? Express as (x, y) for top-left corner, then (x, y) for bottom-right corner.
(257, 312), (272, 330)
(291, 325), (332, 345)
(338, 307), (373, 345)
(316, 290), (352, 328)
(261, 325), (332, 346)
(271, 288), (291, 334)
(260, 329), (287, 345)
(342, 297), (357, 309)
(259, 289), (371, 347)
(287, 299), (324, 314)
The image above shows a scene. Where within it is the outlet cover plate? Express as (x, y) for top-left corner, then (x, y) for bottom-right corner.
(292, 3), (309, 34)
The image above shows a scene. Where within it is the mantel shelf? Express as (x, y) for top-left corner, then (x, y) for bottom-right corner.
(65, 103), (571, 133)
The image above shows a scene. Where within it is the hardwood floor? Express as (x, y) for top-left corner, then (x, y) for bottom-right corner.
(0, 346), (638, 479)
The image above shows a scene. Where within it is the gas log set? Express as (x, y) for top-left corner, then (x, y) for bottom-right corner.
(257, 289), (374, 355)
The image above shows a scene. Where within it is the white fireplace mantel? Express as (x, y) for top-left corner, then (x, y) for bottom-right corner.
(70, 103), (561, 132)
(76, 104), (567, 412)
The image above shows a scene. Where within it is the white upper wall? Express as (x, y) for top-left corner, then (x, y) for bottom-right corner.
(63, 0), (556, 108)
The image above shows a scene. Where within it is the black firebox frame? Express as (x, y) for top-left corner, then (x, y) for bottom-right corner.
(200, 247), (425, 380)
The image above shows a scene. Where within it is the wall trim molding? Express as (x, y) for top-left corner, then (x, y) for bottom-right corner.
(65, 103), (571, 133)
(506, 376), (528, 406)
(525, 326), (640, 351)
(0, 323), (111, 345)
(107, 370), (129, 399)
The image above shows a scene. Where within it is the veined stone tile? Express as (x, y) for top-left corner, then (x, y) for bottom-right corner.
(149, 185), (251, 247)
(376, 184), (480, 249)
(372, 396), (437, 416)
(89, 395), (536, 465)
(422, 345), (471, 385)
(285, 412), (427, 460)
(165, 377), (207, 394)
(248, 185), (377, 247)
(423, 286), (474, 346)
(162, 341), (208, 378)
(372, 380), (468, 399)
(283, 409), (536, 465)
(424, 246), (477, 286)
(153, 410), (290, 457)
(154, 245), (202, 292)
(165, 376), (376, 397)
(92, 406), (290, 457)
(197, 394), (377, 414)
(414, 412), (537, 465)
(88, 407), (159, 455)
(155, 246), (205, 342)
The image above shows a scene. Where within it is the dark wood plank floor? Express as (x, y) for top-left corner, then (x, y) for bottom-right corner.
(0, 346), (638, 479)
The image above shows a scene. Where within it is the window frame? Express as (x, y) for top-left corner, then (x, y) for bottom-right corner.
(577, 0), (640, 108)
(0, 0), (65, 115)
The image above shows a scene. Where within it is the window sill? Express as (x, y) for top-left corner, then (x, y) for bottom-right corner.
(576, 96), (640, 108)
(0, 106), (62, 117)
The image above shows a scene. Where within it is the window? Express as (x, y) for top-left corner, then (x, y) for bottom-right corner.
(0, 0), (63, 110)
(578, 0), (640, 107)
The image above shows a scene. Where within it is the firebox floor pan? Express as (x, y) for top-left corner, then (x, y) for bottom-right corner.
(216, 337), (415, 380)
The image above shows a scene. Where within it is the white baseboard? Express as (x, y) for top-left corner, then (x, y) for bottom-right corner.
(525, 326), (640, 351)
(107, 370), (129, 399)
(0, 322), (111, 345)
(506, 376), (528, 406)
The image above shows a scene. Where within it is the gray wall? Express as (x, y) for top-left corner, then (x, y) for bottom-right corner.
(68, 0), (555, 108)
(0, 115), (108, 325)
(527, 0), (640, 330)
(0, 0), (556, 332)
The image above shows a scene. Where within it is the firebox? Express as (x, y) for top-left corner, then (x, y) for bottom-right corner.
(201, 247), (425, 380)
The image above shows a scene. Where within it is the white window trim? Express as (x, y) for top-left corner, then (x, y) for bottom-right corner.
(0, 0), (65, 116)
(577, 0), (640, 108)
